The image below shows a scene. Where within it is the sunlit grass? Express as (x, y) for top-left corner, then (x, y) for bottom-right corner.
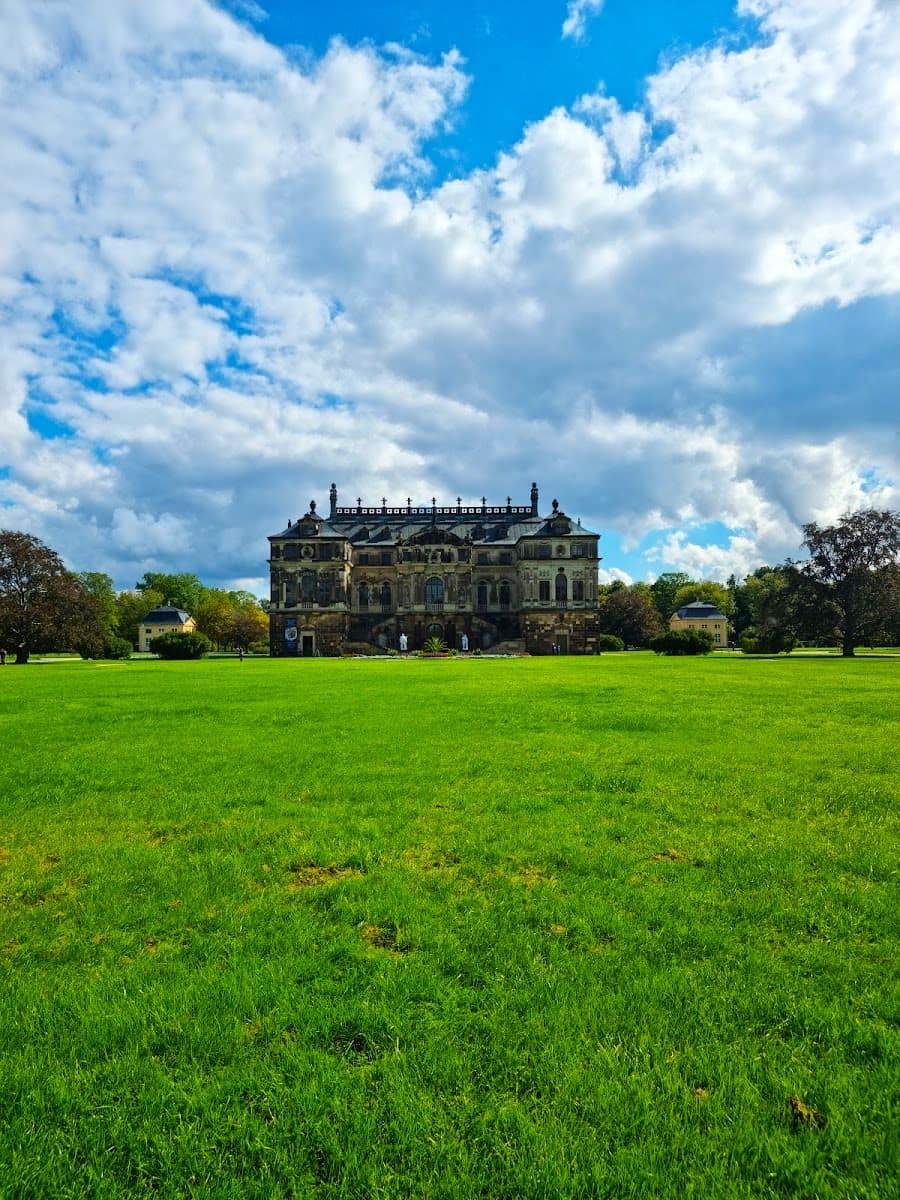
(1, 656), (897, 1198)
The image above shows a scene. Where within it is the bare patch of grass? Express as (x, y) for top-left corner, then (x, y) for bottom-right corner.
(286, 862), (363, 889)
(360, 923), (414, 955)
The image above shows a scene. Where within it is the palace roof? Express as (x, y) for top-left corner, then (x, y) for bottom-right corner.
(270, 486), (598, 544)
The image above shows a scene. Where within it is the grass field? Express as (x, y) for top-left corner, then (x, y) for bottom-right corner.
(1, 656), (897, 1199)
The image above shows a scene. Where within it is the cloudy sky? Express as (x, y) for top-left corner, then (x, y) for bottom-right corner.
(2, 0), (898, 593)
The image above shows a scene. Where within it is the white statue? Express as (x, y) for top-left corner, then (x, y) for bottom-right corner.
(399, 633), (408, 653)
(461, 633), (469, 652)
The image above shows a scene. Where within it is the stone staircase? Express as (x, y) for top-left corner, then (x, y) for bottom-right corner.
(487, 638), (528, 655)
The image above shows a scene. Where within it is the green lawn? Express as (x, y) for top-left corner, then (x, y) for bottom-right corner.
(1, 656), (897, 1199)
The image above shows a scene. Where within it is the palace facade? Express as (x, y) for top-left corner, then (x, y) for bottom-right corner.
(268, 484), (603, 655)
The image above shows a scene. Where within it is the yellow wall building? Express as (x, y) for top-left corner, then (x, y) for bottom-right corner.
(669, 600), (728, 646)
(138, 604), (196, 652)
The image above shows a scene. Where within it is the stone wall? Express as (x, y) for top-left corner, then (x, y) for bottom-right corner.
(521, 610), (603, 655)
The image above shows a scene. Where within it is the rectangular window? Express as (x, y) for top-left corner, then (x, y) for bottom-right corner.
(381, 551), (392, 566)
(537, 544), (551, 559)
(477, 552), (489, 565)
(539, 580), (550, 602)
(499, 551), (513, 564)
(571, 543), (585, 558)
(358, 553), (369, 565)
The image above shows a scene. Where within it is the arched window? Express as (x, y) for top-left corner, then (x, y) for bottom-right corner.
(555, 571), (567, 603)
(572, 579), (584, 602)
(380, 582), (391, 609)
(301, 572), (315, 601)
(477, 581), (488, 609)
(425, 576), (444, 605)
(499, 581), (511, 609)
(358, 583), (369, 608)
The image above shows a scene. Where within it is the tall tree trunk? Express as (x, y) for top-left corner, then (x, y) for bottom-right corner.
(842, 607), (856, 657)
(14, 646), (30, 664)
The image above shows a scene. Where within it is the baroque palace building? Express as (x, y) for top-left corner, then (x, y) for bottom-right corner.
(268, 484), (603, 656)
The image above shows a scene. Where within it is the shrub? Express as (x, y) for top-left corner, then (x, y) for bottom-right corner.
(104, 636), (133, 660)
(741, 631), (795, 654)
(649, 629), (715, 656)
(248, 640), (269, 655)
(596, 634), (625, 652)
(423, 636), (448, 654)
(149, 631), (211, 659)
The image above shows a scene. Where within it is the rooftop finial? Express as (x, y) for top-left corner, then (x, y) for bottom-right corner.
(552, 498), (559, 513)
(530, 481), (539, 516)
(329, 483), (337, 516)
(309, 499), (316, 514)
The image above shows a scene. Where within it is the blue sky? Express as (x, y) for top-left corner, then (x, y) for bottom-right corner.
(249, 0), (752, 174)
(1, 0), (898, 591)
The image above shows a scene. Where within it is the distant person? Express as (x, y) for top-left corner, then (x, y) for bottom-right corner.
(238, 646), (244, 662)
(461, 633), (469, 652)
(399, 633), (408, 653)
(0, 647), (5, 665)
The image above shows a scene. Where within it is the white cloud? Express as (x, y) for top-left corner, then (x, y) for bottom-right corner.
(598, 567), (633, 585)
(646, 532), (763, 581)
(0, 0), (898, 590)
(562, 0), (606, 44)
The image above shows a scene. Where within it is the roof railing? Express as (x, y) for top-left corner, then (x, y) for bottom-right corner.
(333, 505), (532, 518)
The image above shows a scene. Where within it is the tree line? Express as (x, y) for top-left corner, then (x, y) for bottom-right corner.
(1, 510), (897, 662)
(595, 510), (900, 656)
(0, 533), (267, 663)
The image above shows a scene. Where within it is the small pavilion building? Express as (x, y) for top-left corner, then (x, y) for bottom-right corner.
(138, 604), (197, 652)
(669, 600), (729, 647)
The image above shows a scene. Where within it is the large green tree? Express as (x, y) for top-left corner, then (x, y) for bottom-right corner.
(76, 572), (118, 637)
(598, 585), (663, 647)
(731, 566), (787, 640)
(135, 572), (204, 616)
(195, 591), (235, 648)
(230, 603), (268, 649)
(799, 509), (900, 656)
(649, 572), (692, 621)
(0, 531), (105, 663)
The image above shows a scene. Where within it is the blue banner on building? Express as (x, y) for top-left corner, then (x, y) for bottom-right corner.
(283, 618), (298, 654)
